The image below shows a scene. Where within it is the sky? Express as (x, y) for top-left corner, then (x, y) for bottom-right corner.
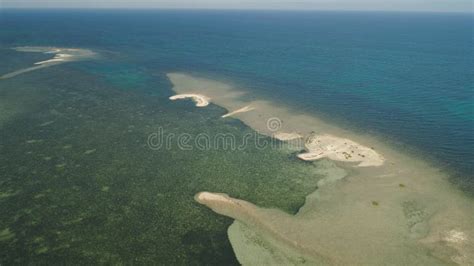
(1, 0), (472, 12)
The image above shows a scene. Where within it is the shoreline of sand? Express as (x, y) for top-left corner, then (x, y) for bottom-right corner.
(169, 94), (210, 107)
(222, 105), (255, 118)
(167, 72), (385, 167)
(167, 72), (474, 265)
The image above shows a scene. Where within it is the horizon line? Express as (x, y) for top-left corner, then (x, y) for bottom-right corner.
(0, 7), (472, 14)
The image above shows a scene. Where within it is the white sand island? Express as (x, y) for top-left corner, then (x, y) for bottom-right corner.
(169, 94), (210, 107)
(298, 134), (385, 167)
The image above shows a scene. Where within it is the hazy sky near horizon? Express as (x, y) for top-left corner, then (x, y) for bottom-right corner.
(1, 0), (472, 12)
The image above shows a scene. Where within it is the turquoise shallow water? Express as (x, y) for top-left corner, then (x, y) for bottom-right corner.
(0, 9), (473, 263)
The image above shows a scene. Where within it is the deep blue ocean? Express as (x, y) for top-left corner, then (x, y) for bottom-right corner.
(0, 9), (473, 263)
(6, 10), (471, 179)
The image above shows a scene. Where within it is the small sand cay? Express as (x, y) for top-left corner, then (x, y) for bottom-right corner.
(298, 134), (385, 167)
(1, 46), (96, 79)
(169, 94), (210, 107)
(15, 46), (96, 63)
(222, 105), (255, 118)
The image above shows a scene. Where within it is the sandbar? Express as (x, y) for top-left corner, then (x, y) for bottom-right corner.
(222, 105), (255, 118)
(169, 94), (210, 107)
(273, 132), (303, 141)
(1, 46), (96, 79)
(167, 73), (474, 265)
